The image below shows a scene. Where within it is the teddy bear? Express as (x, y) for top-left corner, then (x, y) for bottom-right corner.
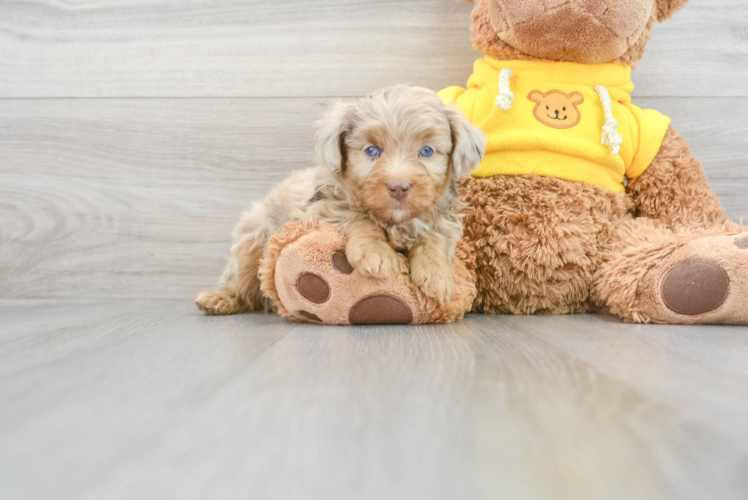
(260, 0), (748, 325)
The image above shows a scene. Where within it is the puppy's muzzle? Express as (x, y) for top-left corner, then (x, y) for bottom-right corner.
(386, 180), (412, 201)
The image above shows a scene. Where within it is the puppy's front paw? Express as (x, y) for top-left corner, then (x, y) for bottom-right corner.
(347, 241), (407, 279)
(410, 258), (456, 304)
(195, 290), (240, 315)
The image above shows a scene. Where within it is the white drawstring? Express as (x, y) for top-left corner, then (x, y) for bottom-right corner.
(495, 68), (514, 111)
(594, 85), (623, 156)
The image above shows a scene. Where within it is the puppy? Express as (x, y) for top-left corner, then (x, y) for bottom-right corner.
(195, 85), (485, 315)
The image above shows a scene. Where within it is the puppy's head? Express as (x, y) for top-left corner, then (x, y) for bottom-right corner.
(316, 85), (485, 223)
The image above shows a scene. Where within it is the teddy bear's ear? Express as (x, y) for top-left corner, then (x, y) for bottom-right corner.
(528, 91), (544, 103)
(444, 106), (486, 179)
(315, 101), (355, 173)
(656, 0), (689, 22)
(569, 92), (585, 105)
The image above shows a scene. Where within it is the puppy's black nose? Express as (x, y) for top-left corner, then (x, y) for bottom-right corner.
(387, 180), (412, 201)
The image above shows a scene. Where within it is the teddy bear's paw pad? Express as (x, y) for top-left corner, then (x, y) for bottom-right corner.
(348, 294), (414, 325)
(735, 235), (748, 249)
(660, 259), (730, 316)
(332, 252), (354, 274)
(296, 273), (331, 304)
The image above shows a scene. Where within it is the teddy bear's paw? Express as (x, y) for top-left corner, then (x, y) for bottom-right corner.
(646, 232), (748, 325)
(266, 229), (421, 325)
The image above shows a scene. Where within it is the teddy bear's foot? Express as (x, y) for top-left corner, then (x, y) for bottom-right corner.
(259, 220), (476, 325)
(601, 230), (748, 325)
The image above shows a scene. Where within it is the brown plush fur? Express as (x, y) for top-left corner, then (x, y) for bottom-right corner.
(443, 0), (748, 325)
(457, 129), (747, 323)
(458, 174), (631, 314)
(488, 0), (653, 64)
(590, 126), (743, 324)
(593, 219), (747, 324)
(656, 0), (690, 22)
(467, 0), (672, 68)
(627, 126), (727, 231)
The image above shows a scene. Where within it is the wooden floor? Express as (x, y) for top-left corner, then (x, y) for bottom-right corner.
(1, 301), (748, 500)
(2, 0), (748, 498)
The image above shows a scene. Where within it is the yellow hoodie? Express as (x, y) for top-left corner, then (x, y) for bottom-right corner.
(439, 57), (671, 193)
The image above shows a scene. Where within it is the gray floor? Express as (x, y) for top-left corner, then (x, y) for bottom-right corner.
(2, 300), (748, 500)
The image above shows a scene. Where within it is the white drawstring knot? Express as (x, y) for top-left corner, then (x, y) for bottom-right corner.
(594, 85), (623, 156)
(495, 68), (514, 111)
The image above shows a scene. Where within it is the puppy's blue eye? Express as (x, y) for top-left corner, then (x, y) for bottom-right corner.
(420, 146), (434, 158)
(365, 146), (380, 158)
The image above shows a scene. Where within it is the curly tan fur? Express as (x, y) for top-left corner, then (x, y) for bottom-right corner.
(197, 85), (484, 316)
(417, 237), (477, 324)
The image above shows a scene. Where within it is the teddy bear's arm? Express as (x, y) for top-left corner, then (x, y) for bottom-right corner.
(627, 125), (726, 231)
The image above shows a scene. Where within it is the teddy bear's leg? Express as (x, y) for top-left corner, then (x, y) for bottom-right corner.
(594, 218), (748, 325)
(259, 220), (477, 325)
(458, 174), (631, 315)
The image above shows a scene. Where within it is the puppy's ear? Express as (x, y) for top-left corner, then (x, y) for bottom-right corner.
(656, 0), (689, 22)
(445, 106), (486, 179)
(315, 101), (355, 173)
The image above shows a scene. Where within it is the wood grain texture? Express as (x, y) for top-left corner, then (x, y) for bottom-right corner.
(1, 301), (747, 500)
(3, 2), (748, 498)
(0, 0), (746, 98)
(0, 98), (323, 300)
(2, 97), (747, 300)
(0, 0), (479, 98)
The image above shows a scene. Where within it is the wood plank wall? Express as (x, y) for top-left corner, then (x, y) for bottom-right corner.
(1, 0), (747, 300)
